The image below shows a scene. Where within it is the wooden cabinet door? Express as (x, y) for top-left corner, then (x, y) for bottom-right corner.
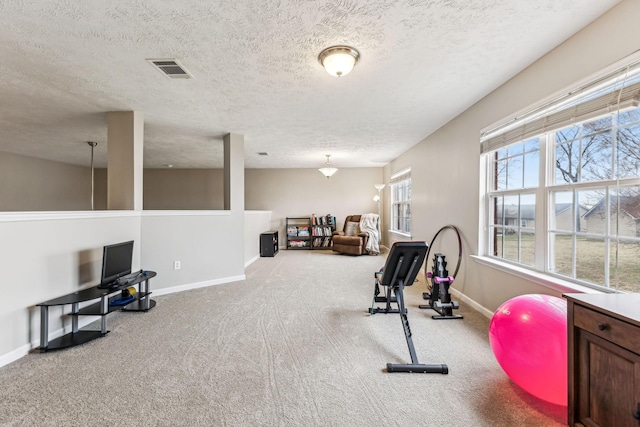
(576, 329), (640, 427)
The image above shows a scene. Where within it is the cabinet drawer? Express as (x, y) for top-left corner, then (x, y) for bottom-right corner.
(574, 304), (640, 354)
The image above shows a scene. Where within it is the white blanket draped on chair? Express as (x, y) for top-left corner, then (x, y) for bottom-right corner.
(359, 213), (380, 255)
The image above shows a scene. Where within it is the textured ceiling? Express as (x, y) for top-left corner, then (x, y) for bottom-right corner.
(0, 0), (620, 169)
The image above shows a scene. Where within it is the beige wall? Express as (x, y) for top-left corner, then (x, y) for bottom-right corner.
(245, 168), (384, 244)
(0, 156), (381, 225)
(143, 169), (224, 210)
(0, 152), (95, 211)
(0, 157), (225, 211)
(94, 169), (108, 210)
(386, 0), (640, 312)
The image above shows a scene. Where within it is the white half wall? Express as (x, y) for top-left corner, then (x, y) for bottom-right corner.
(140, 211), (244, 290)
(0, 212), (142, 360)
(0, 209), (263, 367)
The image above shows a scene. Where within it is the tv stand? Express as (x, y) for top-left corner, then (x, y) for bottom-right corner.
(36, 270), (157, 352)
(97, 281), (119, 290)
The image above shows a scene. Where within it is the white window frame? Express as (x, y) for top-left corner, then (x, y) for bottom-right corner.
(479, 54), (640, 293)
(390, 168), (411, 236)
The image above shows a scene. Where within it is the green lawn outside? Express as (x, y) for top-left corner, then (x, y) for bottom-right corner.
(497, 233), (640, 292)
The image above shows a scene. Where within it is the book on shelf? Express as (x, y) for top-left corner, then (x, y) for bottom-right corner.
(312, 226), (327, 236)
(314, 214), (335, 227)
(310, 214), (335, 227)
(297, 226), (309, 236)
(311, 236), (333, 248)
(287, 226), (298, 236)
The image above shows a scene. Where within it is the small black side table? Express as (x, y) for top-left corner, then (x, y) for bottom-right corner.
(260, 231), (279, 257)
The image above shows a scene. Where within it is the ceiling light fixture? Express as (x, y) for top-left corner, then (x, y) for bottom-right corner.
(318, 154), (338, 178)
(318, 46), (360, 77)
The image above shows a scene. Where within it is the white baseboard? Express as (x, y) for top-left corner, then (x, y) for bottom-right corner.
(244, 255), (260, 268)
(0, 343), (31, 368)
(450, 288), (494, 319)
(152, 274), (246, 297)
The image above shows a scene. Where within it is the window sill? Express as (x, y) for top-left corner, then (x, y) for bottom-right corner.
(470, 255), (608, 295)
(389, 230), (412, 238)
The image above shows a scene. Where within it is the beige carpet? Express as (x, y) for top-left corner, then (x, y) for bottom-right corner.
(0, 249), (566, 426)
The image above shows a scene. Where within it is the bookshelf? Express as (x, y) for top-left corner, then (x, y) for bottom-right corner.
(311, 214), (336, 250)
(286, 217), (311, 249)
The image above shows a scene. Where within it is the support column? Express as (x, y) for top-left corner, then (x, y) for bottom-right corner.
(223, 133), (244, 212)
(106, 111), (144, 210)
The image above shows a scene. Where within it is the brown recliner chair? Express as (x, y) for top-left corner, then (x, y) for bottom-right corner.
(332, 215), (374, 255)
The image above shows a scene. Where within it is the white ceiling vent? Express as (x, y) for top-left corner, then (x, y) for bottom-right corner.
(147, 59), (192, 79)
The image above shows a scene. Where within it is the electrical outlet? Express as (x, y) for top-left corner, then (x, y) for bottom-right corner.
(173, 261), (181, 270)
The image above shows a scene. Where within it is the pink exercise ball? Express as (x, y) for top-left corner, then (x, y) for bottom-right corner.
(488, 294), (567, 406)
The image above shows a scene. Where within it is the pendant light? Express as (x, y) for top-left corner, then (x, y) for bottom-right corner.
(319, 154), (338, 178)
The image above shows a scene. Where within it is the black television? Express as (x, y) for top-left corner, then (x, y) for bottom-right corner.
(98, 240), (134, 289)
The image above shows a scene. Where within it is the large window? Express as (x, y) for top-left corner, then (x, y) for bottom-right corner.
(482, 60), (640, 292)
(391, 169), (411, 235)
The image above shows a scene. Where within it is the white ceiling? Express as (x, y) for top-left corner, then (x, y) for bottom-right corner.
(0, 1), (620, 169)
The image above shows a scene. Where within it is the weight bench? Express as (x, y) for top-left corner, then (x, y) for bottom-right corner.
(369, 241), (448, 374)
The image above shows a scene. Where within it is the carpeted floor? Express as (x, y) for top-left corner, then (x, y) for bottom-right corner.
(0, 249), (566, 426)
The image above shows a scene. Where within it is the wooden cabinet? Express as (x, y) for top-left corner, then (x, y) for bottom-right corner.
(566, 293), (640, 427)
